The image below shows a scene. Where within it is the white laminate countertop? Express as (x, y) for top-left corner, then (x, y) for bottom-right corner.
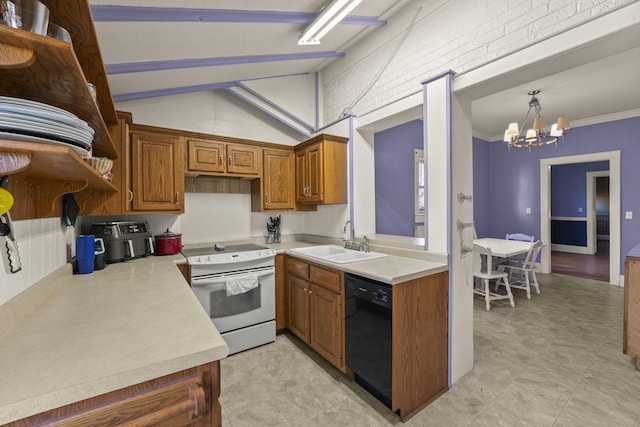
(0, 255), (228, 425)
(263, 240), (448, 285)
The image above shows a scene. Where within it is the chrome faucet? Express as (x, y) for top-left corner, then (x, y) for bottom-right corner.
(362, 236), (370, 253)
(342, 220), (358, 250)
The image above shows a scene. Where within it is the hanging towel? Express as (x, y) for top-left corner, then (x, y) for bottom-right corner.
(225, 275), (259, 296)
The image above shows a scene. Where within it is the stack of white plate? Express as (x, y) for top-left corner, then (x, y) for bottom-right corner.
(0, 96), (95, 156)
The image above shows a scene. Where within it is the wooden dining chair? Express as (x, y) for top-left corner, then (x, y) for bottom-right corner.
(500, 240), (543, 299)
(473, 243), (515, 311)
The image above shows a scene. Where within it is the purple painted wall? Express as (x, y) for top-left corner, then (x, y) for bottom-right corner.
(474, 115), (640, 274)
(551, 161), (608, 217)
(374, 119), (423, 236)
(473, 137), (490, 238)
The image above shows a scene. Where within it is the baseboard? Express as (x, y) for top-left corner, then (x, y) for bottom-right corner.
(551, 243), (593, 255)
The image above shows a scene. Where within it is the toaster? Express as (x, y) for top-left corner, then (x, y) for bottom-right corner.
(89, 221), (154, 263)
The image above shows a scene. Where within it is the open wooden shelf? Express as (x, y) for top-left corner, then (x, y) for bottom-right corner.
(0, 25), (116, 159)
(1, 140), (116, 191)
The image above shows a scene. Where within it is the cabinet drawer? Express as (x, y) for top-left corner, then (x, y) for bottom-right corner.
(17, 373), (208, 427)
(286, 257), (309, 278)
(310, 265), (342, 292)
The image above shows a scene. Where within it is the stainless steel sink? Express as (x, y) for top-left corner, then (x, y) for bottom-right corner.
(290, 245), (387, 264)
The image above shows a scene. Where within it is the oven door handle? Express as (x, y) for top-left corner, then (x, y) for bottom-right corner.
(191, 269), (274, 289)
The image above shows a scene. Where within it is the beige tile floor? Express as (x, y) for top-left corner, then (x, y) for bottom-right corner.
(220, 273), (640, 426)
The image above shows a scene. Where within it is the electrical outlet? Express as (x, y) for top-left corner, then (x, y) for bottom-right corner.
(626, 211), (633, 219)
(578, 207), (583, 213)
(526, 207), (531, 214)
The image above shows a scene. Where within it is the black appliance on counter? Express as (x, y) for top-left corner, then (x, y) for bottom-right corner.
(345, 273), (393, 409)
(90, 221), (154, 263)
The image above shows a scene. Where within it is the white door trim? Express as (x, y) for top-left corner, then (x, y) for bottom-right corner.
(586, 170), (610, 255)
(540, 151), (620, 285)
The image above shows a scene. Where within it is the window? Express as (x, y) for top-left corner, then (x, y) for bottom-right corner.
(414, 149), (424, 223)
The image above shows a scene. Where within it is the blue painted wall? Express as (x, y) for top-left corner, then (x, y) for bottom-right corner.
(551, 162), (608, 217)
(374, 119), (423, 237)
(473, 115), (640, 274)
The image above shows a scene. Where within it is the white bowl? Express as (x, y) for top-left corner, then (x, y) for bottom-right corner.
(84, 157), (113, 175)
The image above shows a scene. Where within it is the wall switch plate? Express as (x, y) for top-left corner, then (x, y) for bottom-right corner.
(578, 207), (583, 213)
(526, 207), (531, 214)
(626, 211), (633, 219)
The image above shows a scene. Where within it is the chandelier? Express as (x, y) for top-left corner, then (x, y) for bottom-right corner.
(503, 90), (570, 150)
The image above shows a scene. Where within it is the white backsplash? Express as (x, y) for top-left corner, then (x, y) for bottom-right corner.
(0, 193), (350, 307)
(0, 217), (70, 306)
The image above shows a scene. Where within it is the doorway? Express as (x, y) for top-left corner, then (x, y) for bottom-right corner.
(540, 151), (620, 285)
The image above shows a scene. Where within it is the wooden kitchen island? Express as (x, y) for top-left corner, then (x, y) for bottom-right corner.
(0, 255), (228, 426)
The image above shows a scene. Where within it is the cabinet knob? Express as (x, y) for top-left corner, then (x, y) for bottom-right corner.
(219, 155), (223, 164)
(228, 155), (232, 166)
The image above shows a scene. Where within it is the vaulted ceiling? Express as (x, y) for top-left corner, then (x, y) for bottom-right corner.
(90, 1), (640, 139)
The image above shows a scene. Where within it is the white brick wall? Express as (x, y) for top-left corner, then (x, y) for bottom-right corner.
(321, 0), (633, 121)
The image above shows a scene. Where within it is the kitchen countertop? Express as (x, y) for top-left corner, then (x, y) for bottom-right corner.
(0, 255), (228, 425)
(244, 238), (448, 285)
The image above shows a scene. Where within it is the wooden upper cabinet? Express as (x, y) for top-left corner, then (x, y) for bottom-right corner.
(188, 139), (225, 173)
(295, 134), (348, 205)
(228, 143), (259, 175)
(187, 139), (259, 177)
(252, 148), (295, 211)
(130, 130), (184, 212)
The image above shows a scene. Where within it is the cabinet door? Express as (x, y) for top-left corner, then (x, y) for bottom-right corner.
(295, 149), (308, 203)
(227, 143), (259, 175)
(309, 283), (344, 370)
(306, 142), (324, 203)
(187, 139), (225, 173)
(263, 149), (294, 210)
(131, 131), (184, 211)
(287, 274), (310, 343)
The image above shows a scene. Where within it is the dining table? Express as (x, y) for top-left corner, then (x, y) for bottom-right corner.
(473, 238), (534, 258)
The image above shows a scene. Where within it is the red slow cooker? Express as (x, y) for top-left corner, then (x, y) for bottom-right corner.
(155, 229), (182, 255)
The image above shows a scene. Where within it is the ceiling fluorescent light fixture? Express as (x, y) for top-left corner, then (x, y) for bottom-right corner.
(298, 0), (363, 45)
(503, 90), (570, 151)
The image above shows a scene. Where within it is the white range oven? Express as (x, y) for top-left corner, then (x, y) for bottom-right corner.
(183, 244), (276, 355)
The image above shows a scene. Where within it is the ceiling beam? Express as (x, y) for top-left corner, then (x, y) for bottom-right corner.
(112, 72), (310, 102)
(91, 5), (386, 27)
(106, 51), (345, 75)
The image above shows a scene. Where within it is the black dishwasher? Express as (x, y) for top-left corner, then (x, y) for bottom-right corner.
(345, 273), (393, 409)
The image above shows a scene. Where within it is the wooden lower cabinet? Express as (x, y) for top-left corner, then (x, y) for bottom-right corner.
(624, 253), (640, 369)
(287, 273), (311, 342)
(275, 254), (286, 330)
(309, 282), (344, 368)
(284, 255), (448, 421)
(8, 362), (221, 427)
(285, 256), (346, 372)
(392, 271), (449, 421)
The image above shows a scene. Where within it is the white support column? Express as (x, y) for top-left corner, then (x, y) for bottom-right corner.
(423, 71), (474, 385)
